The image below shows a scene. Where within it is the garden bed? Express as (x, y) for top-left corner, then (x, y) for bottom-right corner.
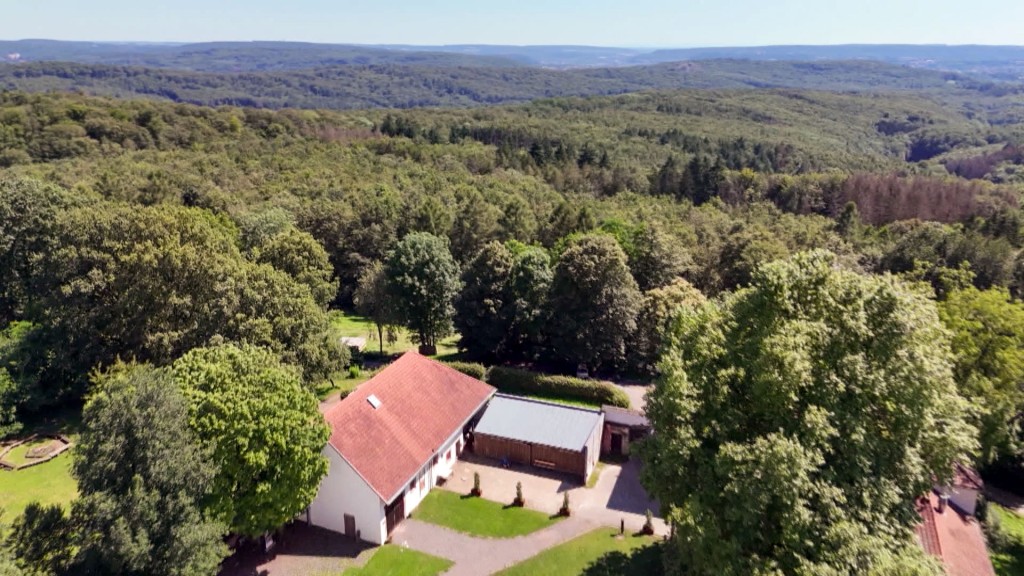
(0, 434), (72, 471)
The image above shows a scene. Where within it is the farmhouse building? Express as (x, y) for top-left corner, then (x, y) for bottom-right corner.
(309, 352), (495, 544)
(472, 394), (603, 482)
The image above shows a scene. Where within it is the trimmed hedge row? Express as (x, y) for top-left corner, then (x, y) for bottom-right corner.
(486, 366), (630, 408)
(442, 361), (488, 381)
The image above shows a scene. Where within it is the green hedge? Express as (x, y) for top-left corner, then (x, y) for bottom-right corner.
(442, 361), (488, 381)
(486, 366), (630, 408)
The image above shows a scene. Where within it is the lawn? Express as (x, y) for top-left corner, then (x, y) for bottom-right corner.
(328, 311), (459, 359)
(2, 437), (55, 466)
(495, 528), (661, 576)
(341, 545), (452, 576)
(0, 451), (77, 526)
(413, 490), (561, 538)
(990, 503), (1024, 576)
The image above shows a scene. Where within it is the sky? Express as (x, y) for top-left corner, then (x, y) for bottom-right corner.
(2, 0), (1023, 47)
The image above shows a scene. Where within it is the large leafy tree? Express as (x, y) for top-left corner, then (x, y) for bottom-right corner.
(631, 279), (705, 376)
(547, 234), (641, 371)
(503, 243), (553, 361)
(455, 241), (515, 360)
(27, 202), (340, 402)
(71, 364), (227, 575)
(252, 227), (339, 309)
(172, 344), (329, 536)
(0, 178), (89, 324)
(940, 286), (1024, 464)
(639, 250), (974, 576)
(627, 222), (693, 292)
(385, 232), (461, 353)
(353, 260), (400, 355)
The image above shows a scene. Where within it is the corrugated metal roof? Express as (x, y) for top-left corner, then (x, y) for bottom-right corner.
(473, 394), (603, 452)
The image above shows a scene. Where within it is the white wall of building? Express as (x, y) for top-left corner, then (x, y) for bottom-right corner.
(393, 428), (464, 514)
(948, 486), (980, 516)
(583, 413), (605, 481)
(309, 446), (387, 545)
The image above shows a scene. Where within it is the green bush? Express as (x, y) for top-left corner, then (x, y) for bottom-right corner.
(348, 365), (361, 379)
(486, 366), (631, 408)
(443, 361), (487, 381)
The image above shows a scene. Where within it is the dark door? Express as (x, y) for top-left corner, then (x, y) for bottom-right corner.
(611, 433), (623, 455)
(344, 514), (356, 539)
(385, 493), (405, 535)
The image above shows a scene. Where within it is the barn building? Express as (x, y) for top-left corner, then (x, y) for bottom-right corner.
(600, 404), (651, 458)
(309, 352), (495, 544)
(472, 394), (604, 483)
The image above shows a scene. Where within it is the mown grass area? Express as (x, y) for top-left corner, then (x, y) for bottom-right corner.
(328, 311), (459, 359)
(341, 545), (452, 576)
(2, 437), (55, 466)
(585, 462), (606, 489)
(0, 452), (77, 526)
(413, 490), (561, 538)
(495, 528), (661, 576)
(990, 503), (1024, 576)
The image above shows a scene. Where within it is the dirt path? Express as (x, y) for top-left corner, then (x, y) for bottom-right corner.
(392, 516), (596, 576)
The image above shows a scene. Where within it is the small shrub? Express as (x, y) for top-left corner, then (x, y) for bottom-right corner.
(514, 481), (524, 507)
(642, 509), (655, 535)
(471, 471), (482, 497)
(559, 491), (571, 517)
(348, 365), (361, 379)
(443, 361), (487, 381)
(985, 509), (1011, 550)
(487, 366), (630, 408)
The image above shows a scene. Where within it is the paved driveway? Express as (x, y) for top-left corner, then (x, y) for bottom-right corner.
(443, 455), (666, 536)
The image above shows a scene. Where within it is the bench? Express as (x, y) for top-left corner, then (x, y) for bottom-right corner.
(533, 459), (556, 470)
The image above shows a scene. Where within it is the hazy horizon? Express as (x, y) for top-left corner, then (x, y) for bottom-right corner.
(3, 0), (1022, 47)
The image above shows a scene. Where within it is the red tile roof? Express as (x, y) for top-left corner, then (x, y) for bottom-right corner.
(954, 463), (984, 491)
(916, 491), (995, 576)
(323, 352), (495, 502)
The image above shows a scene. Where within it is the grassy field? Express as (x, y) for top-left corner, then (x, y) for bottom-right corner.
(2, 437), (56, 466)
(413, 490), (561, 538)
(341, 545), (452, 576)
(0, 452), (77, 525)
(495, 528), (661, 576)
(990, 503), (1024, 576)
(328, 311), (460, 359)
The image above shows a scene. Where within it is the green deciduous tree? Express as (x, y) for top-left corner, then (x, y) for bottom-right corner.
(548, 234), (641, 371)
(353, 260), (401, 355)
(639, 250), (974, 576)
(27, 203), (340, 403)
(627, 222), (693, 292)
(940, 287), (1024, 464)
(385, 232), (461, 353)
(455, 242), (514, 360)
(0, 178), (89, 324)
(631, 279), (705, 376)
(172, 344), (329, 536)
(71, 364), (227, 575)
(253, 227), (339, 309)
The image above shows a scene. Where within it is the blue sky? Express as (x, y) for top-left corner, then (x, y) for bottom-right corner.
(2, 0), (1023, 47)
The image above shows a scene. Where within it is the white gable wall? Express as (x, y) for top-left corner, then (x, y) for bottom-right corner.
(396, 427), (464, 514)
(309, 446), (387, 545)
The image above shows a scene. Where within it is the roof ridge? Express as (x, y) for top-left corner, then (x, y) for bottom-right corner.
(493, 392), (603, 414)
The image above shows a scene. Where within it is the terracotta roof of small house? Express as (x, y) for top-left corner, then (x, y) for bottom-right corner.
(322, 352), (495, 502)
(953, 463), (984, 491)
(916, 491), (995, 576)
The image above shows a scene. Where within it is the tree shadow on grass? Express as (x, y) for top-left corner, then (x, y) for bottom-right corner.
(581, 540), (665, 576)
(991, 541), (1024, 576)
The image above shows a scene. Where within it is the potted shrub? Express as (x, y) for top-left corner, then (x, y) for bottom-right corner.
(559, 491), (571, 517)
(642, 509), (655, 535)
(513, 481), (525, 507)
(470, 471), (482, 497)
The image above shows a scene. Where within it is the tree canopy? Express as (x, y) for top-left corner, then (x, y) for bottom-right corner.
(385, 232), (461, 352)
(639, 250), (975, 575)
(172, 344), (329, 536)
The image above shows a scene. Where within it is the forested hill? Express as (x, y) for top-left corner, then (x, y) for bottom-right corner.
(0, 59), (997, 110)
(0, 40), (525, 70)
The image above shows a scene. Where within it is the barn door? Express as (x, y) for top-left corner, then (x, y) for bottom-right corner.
(385, 493), (406, 535)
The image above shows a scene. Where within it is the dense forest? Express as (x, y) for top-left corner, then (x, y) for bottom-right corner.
(2, 59), (1009, 110)
(2, 79), (1024, 575)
